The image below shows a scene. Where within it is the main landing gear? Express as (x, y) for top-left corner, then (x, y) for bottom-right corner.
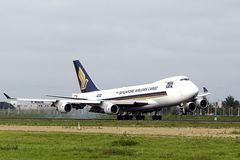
(117, 114), (133, 120)
(152, 115), (162, 120)
(117, 111), (162, 121)
(152, 111), (162, 120)
(179, 107), (187, 115)
(136, 115), (145, 120)
(117, 113), (145, 120)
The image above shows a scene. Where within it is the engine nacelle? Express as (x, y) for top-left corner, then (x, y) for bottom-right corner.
(57, 103), (72, 113)
(183, 102), (196, 112)
(101, 102), (119, 114)
(195, 98), (208, 109)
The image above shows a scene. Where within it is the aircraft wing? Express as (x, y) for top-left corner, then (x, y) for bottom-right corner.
(3, 93), (56, 103)
(4, 93), (149, 110)
(3, 93), (147, 107)
(3, 93), (101, 105)
(197, 93), (210, 97)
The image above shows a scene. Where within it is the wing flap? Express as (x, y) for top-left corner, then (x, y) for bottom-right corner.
(46, 95), (87, 100)
(59, 99), (101, 105)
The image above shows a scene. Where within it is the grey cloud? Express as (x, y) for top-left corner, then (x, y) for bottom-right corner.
(0, 0), (240, 101)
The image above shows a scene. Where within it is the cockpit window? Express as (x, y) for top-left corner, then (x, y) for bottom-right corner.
(166, 81), (174, 88)
(180, 78), (190, 81)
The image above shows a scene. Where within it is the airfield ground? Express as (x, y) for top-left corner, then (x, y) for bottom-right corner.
(0, 118), (239, 160)
(0, 118), (240, 128)
(0, 125), (240, 138)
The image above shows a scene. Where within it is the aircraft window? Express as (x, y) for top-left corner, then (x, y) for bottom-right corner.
(166, 81), (174, 88)
(180, 78), (190, 81)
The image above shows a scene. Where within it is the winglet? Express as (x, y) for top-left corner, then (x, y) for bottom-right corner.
(203, 87), (208, 93)
(3, 93), (11, 99)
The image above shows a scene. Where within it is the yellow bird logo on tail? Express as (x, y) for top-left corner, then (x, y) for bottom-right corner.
(78, 68), (89, 90)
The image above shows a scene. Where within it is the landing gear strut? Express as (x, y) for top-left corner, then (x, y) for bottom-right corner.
(179, 106), (187, 115)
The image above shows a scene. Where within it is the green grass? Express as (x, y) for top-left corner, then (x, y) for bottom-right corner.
(0, 131), (239, 160)
(163, 115), (240, 122)
(0, 118), (240, 128)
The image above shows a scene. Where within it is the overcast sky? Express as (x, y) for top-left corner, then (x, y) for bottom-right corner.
(1, 0), (240, 102)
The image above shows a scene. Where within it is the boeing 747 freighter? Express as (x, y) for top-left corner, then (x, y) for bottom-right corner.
(4, 60), (210, 120)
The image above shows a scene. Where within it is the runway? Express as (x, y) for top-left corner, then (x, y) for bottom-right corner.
(1, 117), (240, 122)
(0, 125), (239, 138)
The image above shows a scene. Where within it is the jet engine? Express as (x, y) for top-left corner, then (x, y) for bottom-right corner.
(57, 103), (72, 113)
(195, 98), (208, 109)
(101, 102), (119, 114)
(183, 102), (196, 112)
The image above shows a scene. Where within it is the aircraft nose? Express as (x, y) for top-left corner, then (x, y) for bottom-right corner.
(180, 82), (199, 98)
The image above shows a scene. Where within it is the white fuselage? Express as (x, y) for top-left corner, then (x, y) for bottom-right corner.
(72, 76), (199, 112)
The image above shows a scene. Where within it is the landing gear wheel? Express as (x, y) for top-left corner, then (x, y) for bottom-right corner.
(136, 115), (145, 120)
(136, 116), (139, 120)
(129, 115), (133, 120)
(117, 115), (123, 120)
(152, 115), (162, 120)
(152, 115), (156, 120)
(124, 115), (129, 120)
(117, 115), (133, 120)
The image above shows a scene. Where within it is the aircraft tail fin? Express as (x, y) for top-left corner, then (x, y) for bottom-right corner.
(73, 60), (99, 93)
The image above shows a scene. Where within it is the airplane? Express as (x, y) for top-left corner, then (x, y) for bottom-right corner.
(4, 60), (210, 120)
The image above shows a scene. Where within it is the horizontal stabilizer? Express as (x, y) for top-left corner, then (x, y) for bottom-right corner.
(3, 93), (14, 99)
